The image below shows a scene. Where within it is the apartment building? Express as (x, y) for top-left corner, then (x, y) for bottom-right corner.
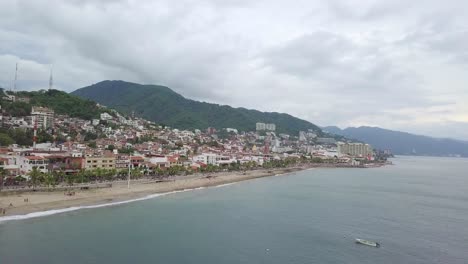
(85, 154), (116, 170)
(31, 106), (54, 129)
(337, 142), (373, 157)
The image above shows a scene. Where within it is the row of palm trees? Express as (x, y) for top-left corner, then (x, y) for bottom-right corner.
(262, 157), (301, 169)
(2, 157), (305, 190)
(23, 165), (200, 189)
(25, 166), (146, 190)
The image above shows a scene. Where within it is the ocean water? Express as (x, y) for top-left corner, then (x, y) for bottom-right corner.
(1, 156), (467, 264)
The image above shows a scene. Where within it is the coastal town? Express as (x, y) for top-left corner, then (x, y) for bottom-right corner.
(0, 89), (390, 216)
(0, 89), (387, 191)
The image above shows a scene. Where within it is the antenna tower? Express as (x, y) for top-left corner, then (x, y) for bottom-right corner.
(49, 66), (53, 91)
(13, 63), (18, 93)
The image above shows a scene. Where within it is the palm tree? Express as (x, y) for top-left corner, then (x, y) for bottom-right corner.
(168, 166), (178, 176)
(65, 173), (74, 187)
(117, 169), (126, 180)
(0, 167), (6, 192)
(28, 167), (41, 190)
(94, 168), (103, 184)
(155, 168), (164, 178)
(42, 172), (55, 191)
(131, 167), (142, 179)
(76, 169), (86, 184)
(51, 171), (61, 188)
(107, 168), (117, 181)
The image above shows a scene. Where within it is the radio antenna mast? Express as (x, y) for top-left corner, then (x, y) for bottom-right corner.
(13, 62), (18, 93)
(49, 66), (53, 91)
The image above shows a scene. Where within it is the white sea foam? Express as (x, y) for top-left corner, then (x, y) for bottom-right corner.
(214, 182), (237, 188)
(0, 183), (235, 223)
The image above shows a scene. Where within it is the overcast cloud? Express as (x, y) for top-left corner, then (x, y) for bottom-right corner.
(1, 0), (468, 140)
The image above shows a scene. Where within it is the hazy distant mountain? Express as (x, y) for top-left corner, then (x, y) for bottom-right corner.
(72, 80), (322, 135)
(323, 126), (468, 157)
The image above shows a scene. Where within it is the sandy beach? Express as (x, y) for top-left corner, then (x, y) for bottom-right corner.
(0, 167), (306, 217)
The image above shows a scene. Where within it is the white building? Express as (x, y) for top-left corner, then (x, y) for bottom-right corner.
(18, 155), (49, 174)
(100, 112), (113, 121)
(31, 106), (54, 129)
(149, 156), (170, 168)
(192, 153), (218, 165)
(337, 142), (372, 157)
(256, 122), (276, 131)
(226, 128), (238, 134)
(299, 131), (307, 141)
(265, 123), (276, 131)
(256, 122), (266, 131)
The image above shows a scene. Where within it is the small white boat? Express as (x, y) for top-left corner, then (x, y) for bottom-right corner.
(355, 238), (380, 248)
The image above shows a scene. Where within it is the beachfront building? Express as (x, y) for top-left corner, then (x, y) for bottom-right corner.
(31, 106), (54, 129)
(18, 155), (49, 174)
(337, 142), (373, 157)
(130, 156), (145, 167)
(148, 155), (170, 169)
(115, 155), (130, 169)
(84, 154), (116, 170)
(193, 153), (218, 165)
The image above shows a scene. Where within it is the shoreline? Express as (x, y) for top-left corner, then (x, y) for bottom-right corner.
(0, 162), (387, 222)
(0, 166), (307, 221)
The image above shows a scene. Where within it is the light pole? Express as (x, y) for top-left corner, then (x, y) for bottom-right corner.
(127, 154), (132, 189)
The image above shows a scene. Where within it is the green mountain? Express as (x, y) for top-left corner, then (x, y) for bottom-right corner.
(72, 80), (321, 135)
(324, 126), (468, 157)
(0, 88), (105, 120)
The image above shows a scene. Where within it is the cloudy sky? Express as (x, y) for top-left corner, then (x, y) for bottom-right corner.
(1, 0), (468, 140)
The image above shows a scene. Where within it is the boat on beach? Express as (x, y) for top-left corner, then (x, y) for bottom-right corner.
(355, 238), (380, 248)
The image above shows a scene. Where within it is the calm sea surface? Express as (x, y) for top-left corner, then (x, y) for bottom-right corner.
(1, 156), (467, 264)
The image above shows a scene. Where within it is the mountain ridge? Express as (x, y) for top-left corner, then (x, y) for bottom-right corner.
(72, 80), (322, 135)
(324, 126), (468, 157)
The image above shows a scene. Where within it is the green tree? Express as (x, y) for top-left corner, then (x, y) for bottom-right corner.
(311, 157), (323, 163)
(37, 129), (54, 143)
(76, 170), (86, 184)
(52, 170), (64, 186)
(84, 132), (98, 141)
(65, 173), (75, 186)
(93, 168), (103, 183)
(0, 167), (6, 191)
(28, 167), (42, 190)
(106, 145), (115, 151)
(168, 166), (179, 176)
(107, 168), (117, 181)
(131, 167), (142, 179)
(42, 172), (55, 191)
(0, 133), (14, 146)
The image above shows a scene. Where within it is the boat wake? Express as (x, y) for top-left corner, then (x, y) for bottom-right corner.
(0, 183), (233, 223)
